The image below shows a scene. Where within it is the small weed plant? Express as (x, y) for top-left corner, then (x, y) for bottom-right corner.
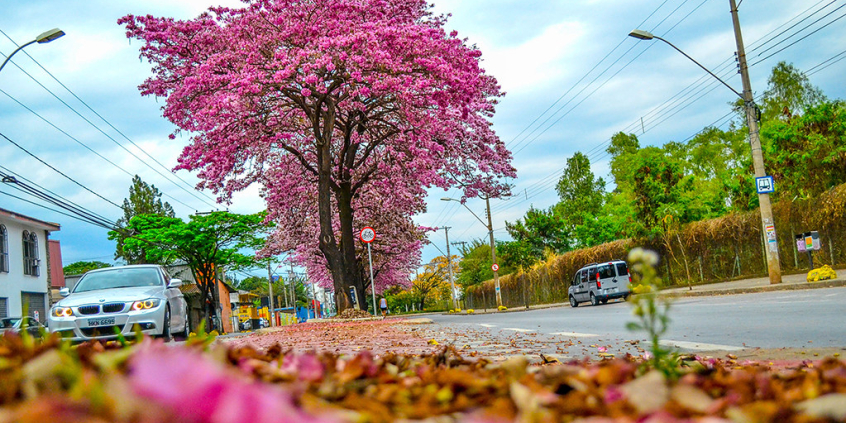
(626, 248), (678, 378)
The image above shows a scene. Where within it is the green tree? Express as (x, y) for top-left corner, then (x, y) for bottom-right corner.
(762, 100), (846, 199)
(555, 152), (606, 224)
(62, 261), (112, 276)
(607, 132), (641, 187)
(110, 175), (176, 264)
(114, 211), (269, 323)
(504, 206), (569, 260)
(455, 239), (493, 289)
(630, 147), (684, 236)
(761, 61), (826, 122)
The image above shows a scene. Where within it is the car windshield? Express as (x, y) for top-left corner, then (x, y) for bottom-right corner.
(0, 318), (20, 329)
(74, 267), (162, 293)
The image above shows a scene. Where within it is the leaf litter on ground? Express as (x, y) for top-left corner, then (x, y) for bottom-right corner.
(0, 319), (845, 422)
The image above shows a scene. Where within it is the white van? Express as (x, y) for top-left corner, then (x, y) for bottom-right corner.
(568, 260), (631, 307)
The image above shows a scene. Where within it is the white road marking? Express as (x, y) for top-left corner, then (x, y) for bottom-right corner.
(660, 340), (744, 351)
(551, 331), (599, 337)
(503, 328), (532, 332)
(479, 324), (497, 328)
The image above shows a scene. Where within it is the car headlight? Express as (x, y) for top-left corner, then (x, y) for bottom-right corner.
(130, 299), (162, 311)
(52, 306), (73, 317)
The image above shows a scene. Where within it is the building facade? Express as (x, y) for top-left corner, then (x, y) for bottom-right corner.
(0, 208), (60, 323)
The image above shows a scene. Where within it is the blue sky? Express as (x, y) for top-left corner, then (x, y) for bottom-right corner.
(1, 0), (844, 276)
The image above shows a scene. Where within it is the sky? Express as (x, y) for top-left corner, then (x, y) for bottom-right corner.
(1, 0), (844, 278)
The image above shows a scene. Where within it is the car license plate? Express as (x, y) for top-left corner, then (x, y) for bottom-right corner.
(88, 317), (115, 327)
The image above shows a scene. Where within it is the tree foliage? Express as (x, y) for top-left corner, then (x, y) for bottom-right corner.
(110, 175), (175, 264)
(62, 261), (112, 276)
(112, 211), (269, 322)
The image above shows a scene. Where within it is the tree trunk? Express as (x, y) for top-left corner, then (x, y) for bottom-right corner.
(336, 183), (366, 308)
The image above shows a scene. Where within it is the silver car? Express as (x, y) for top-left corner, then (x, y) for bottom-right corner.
(48, 265), (189, 342)
(569, 260), (632, 307)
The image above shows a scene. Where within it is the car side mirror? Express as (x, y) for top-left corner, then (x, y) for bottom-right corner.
(59, 287), (70, 297)
(168, 279), (183, 289)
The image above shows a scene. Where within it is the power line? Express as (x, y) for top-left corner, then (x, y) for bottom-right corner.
(0, 28), (219, 210)
(0, 131), (123, 210)
(0, 89), (197, 211)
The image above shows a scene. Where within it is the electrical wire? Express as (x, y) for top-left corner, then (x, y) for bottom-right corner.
(0, 89), (197, 211)
(0, 28), (219, 210)
(0, 131), (123, 210)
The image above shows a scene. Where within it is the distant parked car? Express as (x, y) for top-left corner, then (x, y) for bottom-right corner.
(569, 260), (632, 307)
(48, 265), (189, 342)
(0, 316), (45, 338)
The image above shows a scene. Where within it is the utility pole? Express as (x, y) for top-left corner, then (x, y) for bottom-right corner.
(443, 226), (459, 310)
(289, 261), (296, 309)
(266, 262), (275, 327)
(486, 197), (503, 307)
(730, 0), (782, 284)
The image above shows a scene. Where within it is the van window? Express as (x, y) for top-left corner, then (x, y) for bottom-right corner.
(572, 272), (580, 285)
(616, 262), (629, 276)
(587, 266), (597, 281)
(598, 264), (614, 279)
(580, 269), (588, 283)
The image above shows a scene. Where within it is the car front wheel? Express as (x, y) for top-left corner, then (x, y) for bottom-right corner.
(569, 296), (578, 308)
(161, 305), (172, 341)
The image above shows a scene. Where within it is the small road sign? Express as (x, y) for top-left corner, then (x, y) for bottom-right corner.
(491, 263), (499, 272)
(756, 176), (774, 194)
(360, 227), (375, 243)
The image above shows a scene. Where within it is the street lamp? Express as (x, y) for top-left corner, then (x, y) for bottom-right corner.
(628, 0), (782, 285)
(442, 197), (503, 307)
(0, 28), (65, 74)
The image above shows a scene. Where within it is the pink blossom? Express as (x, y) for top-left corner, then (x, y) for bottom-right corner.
(120, 0), (516, 301)
(127, 344), (337, 423)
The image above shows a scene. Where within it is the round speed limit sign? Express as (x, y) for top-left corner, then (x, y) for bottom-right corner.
(491, 263), (499, 272)
(360, 227), (376, 243)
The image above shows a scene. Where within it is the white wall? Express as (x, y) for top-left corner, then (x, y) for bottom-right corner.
(0, 217), (50, 318)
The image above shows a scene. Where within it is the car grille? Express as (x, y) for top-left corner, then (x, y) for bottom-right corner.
(101, 303), (125, 313)
(81, 325), (123, 338)
(77, 305), (100, 315)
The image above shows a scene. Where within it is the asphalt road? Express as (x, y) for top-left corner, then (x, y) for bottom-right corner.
(424, 287), (846, 357)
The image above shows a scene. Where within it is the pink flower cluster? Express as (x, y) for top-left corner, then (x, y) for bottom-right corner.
(128, 344), (337, 423)
(120, 0), (516, 294)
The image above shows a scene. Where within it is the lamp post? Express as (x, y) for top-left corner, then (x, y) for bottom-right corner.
(0, 28), (65, 74)
(628, 0), (782, 285)
(441, 197), (503, 307)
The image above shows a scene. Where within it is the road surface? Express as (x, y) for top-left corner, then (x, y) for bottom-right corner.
(422, 287), (846, 359)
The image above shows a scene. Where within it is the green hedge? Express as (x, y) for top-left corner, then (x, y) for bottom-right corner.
(466, 183), (846, 309)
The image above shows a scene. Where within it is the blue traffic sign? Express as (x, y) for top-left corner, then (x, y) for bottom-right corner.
(756, 176), (774, 194)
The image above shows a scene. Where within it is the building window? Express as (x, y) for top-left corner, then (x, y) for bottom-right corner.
(22, 231), (39, 277)
(0, 225), (8, 273)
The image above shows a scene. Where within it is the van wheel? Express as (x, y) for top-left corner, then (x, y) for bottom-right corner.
(569, 296), (578, 308)
(590, 293), (599, 306)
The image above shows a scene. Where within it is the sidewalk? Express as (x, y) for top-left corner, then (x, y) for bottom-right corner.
(659, 268), (846, 297)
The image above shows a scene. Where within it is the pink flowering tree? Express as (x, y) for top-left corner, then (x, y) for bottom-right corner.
(121, 0), (515, 311)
